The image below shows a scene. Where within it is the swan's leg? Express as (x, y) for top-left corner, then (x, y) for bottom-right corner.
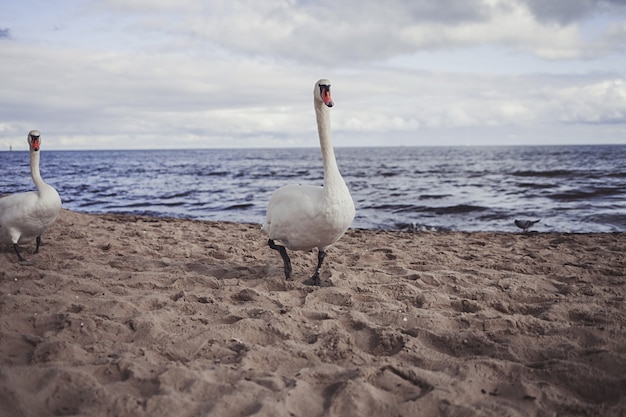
(13, 244), (26, 262)
(34, 236), (42, 254)
(310, 250), (326, 286)
(268, 239), (292, 280)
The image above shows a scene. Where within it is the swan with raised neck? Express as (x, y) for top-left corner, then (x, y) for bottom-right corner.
(262, 79), (355, 285)
(0, 130), (62, 263)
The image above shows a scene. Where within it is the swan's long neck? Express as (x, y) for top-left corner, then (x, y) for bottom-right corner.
(30, 149), (47, 191)
(315, 100), (343, 194)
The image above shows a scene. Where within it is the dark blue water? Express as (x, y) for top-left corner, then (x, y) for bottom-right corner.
(1, 146), (625, 232)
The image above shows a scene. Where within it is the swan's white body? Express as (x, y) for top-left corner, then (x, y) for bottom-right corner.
(0, 130), (62, 261)
(262, 79), (355, 282)
(263, 182), (354, 251)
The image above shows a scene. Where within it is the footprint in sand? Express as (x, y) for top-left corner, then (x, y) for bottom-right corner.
(344, 320), (405, 357)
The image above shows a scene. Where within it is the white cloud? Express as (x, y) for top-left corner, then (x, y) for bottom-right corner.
(556, 79), (626, 123)
(70, 0), (625, 64)
(0, 0), (624, 150)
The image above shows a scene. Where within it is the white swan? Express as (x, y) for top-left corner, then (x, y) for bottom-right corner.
(262, 79), (355, 286)
(0, 130), (62, 263)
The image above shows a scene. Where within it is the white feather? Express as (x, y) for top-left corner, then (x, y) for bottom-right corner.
(262, 79), (355, 252)
(0, 130), (62, 258)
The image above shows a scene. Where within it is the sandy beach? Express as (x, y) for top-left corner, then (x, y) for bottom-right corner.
(0, 209), (624, 416)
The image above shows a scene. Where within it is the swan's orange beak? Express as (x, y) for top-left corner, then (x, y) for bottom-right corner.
(31, 138), (40, 151)
(322, 89), (334, 107)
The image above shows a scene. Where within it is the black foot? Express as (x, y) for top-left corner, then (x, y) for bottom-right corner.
(268, 239), (292, 280)
(13, 244), (33, 265)
(306, 249), (327, 286)
(310, 271), (321, 286)
(304, 273), (332, 287)
(13, 244), (26, 262)
(33, 236), (42, 254)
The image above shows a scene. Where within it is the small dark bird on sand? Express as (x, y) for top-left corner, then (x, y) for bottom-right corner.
(515, 219), (540, 232)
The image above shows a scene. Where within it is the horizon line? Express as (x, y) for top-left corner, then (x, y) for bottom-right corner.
(2, 142), (626, 152)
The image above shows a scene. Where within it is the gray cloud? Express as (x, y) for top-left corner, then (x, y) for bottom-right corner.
(115, 0), (625, 64)
(522, 0), (626, 24)
(0, 0), (624, 150)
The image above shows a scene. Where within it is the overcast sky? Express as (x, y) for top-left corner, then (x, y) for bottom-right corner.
(1, 0), (625, 150)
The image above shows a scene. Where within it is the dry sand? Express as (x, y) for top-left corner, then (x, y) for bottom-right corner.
(0, 209), (624, 417)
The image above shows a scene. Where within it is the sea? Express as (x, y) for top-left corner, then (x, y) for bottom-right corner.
(1, 145), (625, 233)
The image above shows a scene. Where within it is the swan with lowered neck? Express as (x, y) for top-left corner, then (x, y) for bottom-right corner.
(0, 130), (62, 263)
(262, 79), (355, 286)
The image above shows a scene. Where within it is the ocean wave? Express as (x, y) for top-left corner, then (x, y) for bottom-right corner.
(2, 145), (624, 232)
(393, 221), (447, 232)
(419, 194), (451, 200)
(516, 182), (555, 189)
(223, 203), (255, 211)
(512, 169), (573, 178)
(361, 203), (489, 215)
(161, 190), (195, 199)
(548, 187), (624, 201)
(424, 204), (489, 215)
